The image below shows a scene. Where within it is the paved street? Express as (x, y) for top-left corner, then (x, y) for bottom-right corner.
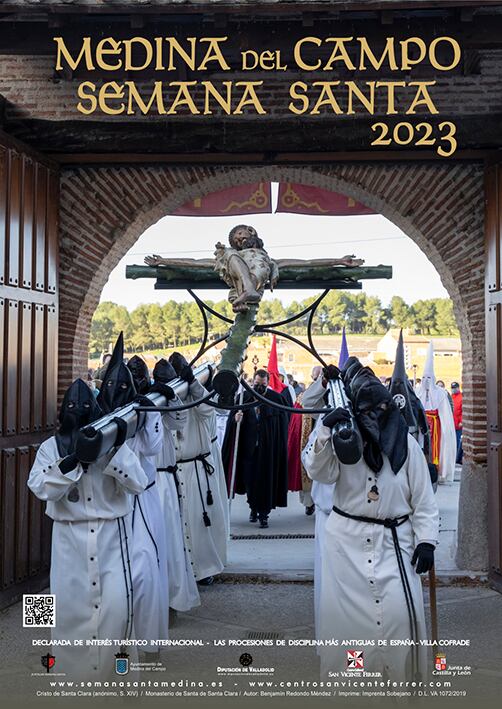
(226, 472), (469, 579)
(2, 465), (495, 708)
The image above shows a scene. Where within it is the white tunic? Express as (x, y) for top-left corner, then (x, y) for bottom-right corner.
(301, 377), (335, 644)
(215, 409), (230, 447)
(127, 412), (168, 651)
(155, 396), (201, 612)
(27, 438), (148, 679)
(302, 428), (439, 682)
(311, 478), (334, 645)
(200, 405), (229, 543)
(174, 379), (227, 581)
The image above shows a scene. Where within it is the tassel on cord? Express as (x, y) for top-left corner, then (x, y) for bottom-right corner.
(203, 511), (212, 527)
(203, 458), (214, 506)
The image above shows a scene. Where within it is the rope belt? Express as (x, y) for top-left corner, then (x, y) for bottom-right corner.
(211, 436), (218, 443)
(133, 495), (160, 566)
(145, 480), (156, 491)
(332, 505), (420, 681)
(157, 465), (181, 503)
(176, 452), (214, 527)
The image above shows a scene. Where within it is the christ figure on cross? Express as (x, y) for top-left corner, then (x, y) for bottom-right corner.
(144, 224), (364, 313)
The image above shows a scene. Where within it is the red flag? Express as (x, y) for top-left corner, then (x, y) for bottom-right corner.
(267, 335), (286, 393)
(174, 182), (272, 216)
(276, 183), (374, 216)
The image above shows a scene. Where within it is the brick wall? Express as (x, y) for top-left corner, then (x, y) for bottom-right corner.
(59, 161), (486, 463)
(1, 47), (501, 122)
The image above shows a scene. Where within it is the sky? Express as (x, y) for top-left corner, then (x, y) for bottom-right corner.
(100, 183), (448, 309)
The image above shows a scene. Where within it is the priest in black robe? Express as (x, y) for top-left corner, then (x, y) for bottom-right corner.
(222, 369), (288, 528)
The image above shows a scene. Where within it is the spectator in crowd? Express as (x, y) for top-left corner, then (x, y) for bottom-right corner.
(288, 373), (302, 396)
(279, 366), (297, 407)
(437, 380), (454, 411)
(451, 381), (463, 464)
(94, 352), (112, 381)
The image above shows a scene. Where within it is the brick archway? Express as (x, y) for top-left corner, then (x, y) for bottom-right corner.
(59, 162), (486, 569)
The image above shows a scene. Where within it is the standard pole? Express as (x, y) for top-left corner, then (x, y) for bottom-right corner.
(228, 387), (245, 539)
(428, 566), (439, 643)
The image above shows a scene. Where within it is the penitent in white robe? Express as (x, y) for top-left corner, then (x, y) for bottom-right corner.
(27, 438), (148, 680)
(155, 395), (201, 612)
(417, 342), (457, 483)
(200, 405), (230, 543)
(302, 429), (439, 682)
(127, 412), (168, 652)
(174, 379), (227, 581)
(418, 385), (457, 483)
(301, 376), (335, 644)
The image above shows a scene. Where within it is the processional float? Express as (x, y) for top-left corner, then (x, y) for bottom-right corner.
(127, 225), (391, 457)
(60, 225), (392, 470)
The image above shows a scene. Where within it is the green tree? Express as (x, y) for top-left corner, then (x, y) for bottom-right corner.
(185, 301), (205, 344)
(148, 303), (165, 348)
(130, 304), (154, 351)
(411, 300), (437, 335)
(434, 299), (459, 335)
(162, 301), (181, 347)
(343, 293), (367, 334)
(89, 311), (115, 355)
(364, 295), (388, 334)
(389, 296), (411, 329)
(324, 291), (346, 333)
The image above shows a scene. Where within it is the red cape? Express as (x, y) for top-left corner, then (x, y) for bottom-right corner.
(287, 402), (303, 491)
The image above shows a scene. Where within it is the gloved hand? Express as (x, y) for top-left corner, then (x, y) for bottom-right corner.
(150, 382), (175, 400)
(322, 364), (340, 382)
(135, 395), (156, 408)
(180, 364), (195, 384)
(113, 417), (129, 447)
(322, 407), (351, 428)
(411, 543), (435, 574)
(58, 454), (79, 475)
(428, 462), (438, 487)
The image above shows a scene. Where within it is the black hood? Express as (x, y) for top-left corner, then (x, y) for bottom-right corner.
(153, 358), (178, 384)
(342, 356), (364, 389)
(168, 351), (189, 376)
(56, 379), (102, 457)
(389, 330), (418, 430)
(389, 330), (430, 448)
(342, 357), (408, 474)
(127, 355), (151, 395)
(97, 333), (137, 413)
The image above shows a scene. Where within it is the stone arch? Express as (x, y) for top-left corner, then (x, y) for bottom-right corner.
(59, 161), (486, 569)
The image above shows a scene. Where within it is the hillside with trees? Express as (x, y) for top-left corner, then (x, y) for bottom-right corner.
(89, 293), (458, 356)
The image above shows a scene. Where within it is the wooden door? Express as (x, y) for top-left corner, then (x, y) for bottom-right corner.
(0, 131), (59, 608)
(486, 163), (502, 591)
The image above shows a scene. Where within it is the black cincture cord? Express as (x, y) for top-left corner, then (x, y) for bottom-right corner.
(117, 516), (134, 641)
(158, 465), (181, 503)
(176, 453), (214, 527)
(133, 492), (160, 566)
(332, 506), (421, 682)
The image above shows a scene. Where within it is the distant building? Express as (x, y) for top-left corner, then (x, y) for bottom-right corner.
(375, 330), (461, 364)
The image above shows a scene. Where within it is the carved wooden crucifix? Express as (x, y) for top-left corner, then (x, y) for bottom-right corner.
(126, 224), (392, 401)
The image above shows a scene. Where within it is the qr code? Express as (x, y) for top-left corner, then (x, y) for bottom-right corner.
(23, 594), (56, 627)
